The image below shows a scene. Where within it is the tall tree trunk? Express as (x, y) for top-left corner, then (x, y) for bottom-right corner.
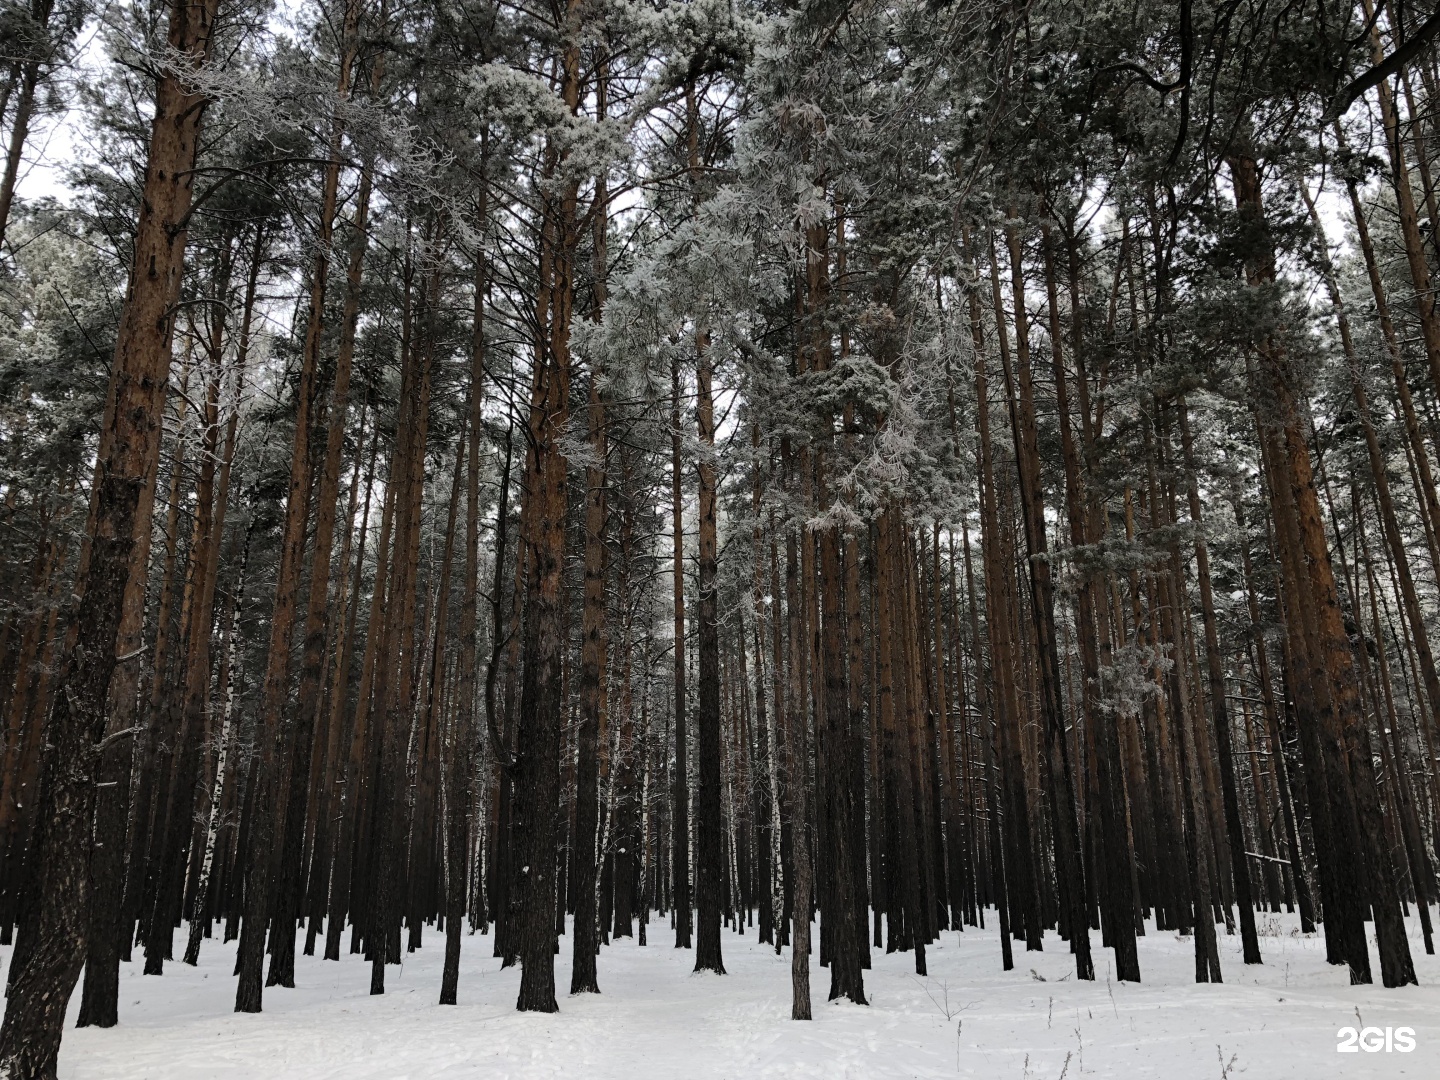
(671, 352), (692, 950)
(0, 0), (223, 1068)
(235, 8), (364, 1007)
(693, 331), (726, 976)
(369, 250), (437, 993)
(441, 221), (489, 1005)
(1042, 224), (1141, 980)
(1231, 483), (1315, 932)
(265, 2), (367, 989)
(981, 235), (1044, 952)
(875, 509), (927, 972)
(787, 516), (814, 1019)
(1230, 152), (1415, 987)
(1000, 218), (1093, 979)
(1306, 174), (1440, 848)
(1363, 0), (1440, 435)
(806, 215), (863, 1001)
(131, 357), (192, 964)
(302, 409), (369, 957)
(572, 169), (609, 994)
(689, 81), (725, 977)
(750, 425), (778, 948)
(1177, 397), (1262, 964)
(1355, 485), (1437, 953)
(146, 240), (237, 977)
(183, 225), (265, 967)
(406, 414), (464, 960)
(611, 455), (639, 942)
(0, 0), (53, 251)
(325, 428), (397, 962)
(76, 448), (160, 1025)
(1261, 423), (1351, 968)
(512, 18), (581, 1007)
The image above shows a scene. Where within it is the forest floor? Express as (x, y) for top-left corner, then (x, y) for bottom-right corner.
(6, 910), (1438, 1079)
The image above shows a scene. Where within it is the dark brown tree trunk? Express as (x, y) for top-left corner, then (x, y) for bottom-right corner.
(1364, 3), (1440, 421)
(901, 530), (940, 953)
(441, 227), (489, 1006)
(492, 478), (525, 965)
(689, 80), (724, 972)
(186, 226), (266, 968)
(1230, 152), (1415, 988)
(265, 5), (367, 988)
(511, 24), (581, 1007)
(1042, 224), (1141, 980)
(671, 351), (692, 951)
(1356, 486), (1437, 953)
(966, 506), (1013, 970)
(787, 517), (814, 1019)
(119, 362), (193, 963)
(325, 426), (397, 961)
(1000, 219), (1092, 980)
(0, 0), (52, 251)
(929, 527), (962, 935)
(0, 0), (223, 1068)
(76, 449), (159, 1026)
(981, 236), (1044, 953)
(750, 425), (778, 948)
(843, 530), (872, 966)
(611, 478), (638, 942)
(572, 219), (609, 996)
(1177, 397), (1262, 964)
(1262, 424), (1351, 968)
(369, 250), (437, 993)
(0, 525), (60, 893)
(769, 517), (791, 952)
(146, 240), (237, 977)
(131, 359), (192, 967)
(805, 215), (862, 1001)
(693, 329), (725, 975)
(235, 17), (364, 1008)
(1232, 485), (1315, 932)
(875, 509), (927, 972)
(302, 405), (368, 956)
(405, 411), (464, 961)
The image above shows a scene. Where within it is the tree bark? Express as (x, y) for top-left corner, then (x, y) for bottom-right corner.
(0, 0), (223, 1068)
(441, 220), (489, 1005)
(671, 352), (692, 950)
(1042, 223), (1141, 979)
(1230, 151), (1415, 987)
(511, 20), (581, 1006)
(572, 200), (609, 995)
(1000, 218), (1093, 979)
(1177, 397), (1261, 964)
(981, 235), (1043, 953)
(265, 1), (367, 988)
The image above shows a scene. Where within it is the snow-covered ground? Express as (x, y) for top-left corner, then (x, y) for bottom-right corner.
(5, 910), (1438, 1078)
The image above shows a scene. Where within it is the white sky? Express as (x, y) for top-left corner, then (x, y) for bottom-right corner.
(11, 14), (115, 206)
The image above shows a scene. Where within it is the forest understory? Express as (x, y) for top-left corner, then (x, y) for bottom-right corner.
(8, 0), (1440, 1077)
(11, 912), (1440, 1080)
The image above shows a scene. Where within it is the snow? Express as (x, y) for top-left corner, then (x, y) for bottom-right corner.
(6, 911), (1438, 1079)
